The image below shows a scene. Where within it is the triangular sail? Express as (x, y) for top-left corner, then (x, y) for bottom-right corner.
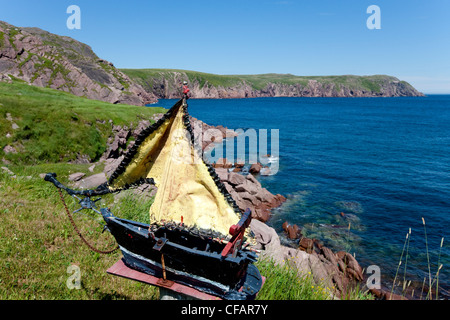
(107, 98), (242, 238)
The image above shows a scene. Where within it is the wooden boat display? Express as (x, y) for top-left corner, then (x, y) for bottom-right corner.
(45, 90), (263, 300)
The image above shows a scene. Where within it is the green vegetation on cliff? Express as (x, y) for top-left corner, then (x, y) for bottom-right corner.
(121, 68), (244, 89)
(120, 68), (422, 98)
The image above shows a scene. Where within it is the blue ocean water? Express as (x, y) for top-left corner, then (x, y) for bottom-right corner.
(152, 96), (450, 297)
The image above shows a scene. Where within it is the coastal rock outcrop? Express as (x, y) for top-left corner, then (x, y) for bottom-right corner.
(0, 21), (157, 105)
(250, 219), (365, 298)
(215, 168), (286, 222)
(282, 221), (302, 240)
(189, 116), (239, 151)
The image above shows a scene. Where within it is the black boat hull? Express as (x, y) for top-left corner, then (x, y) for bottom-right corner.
(100, 208), (262, 300)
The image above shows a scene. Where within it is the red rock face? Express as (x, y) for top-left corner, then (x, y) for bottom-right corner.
(214, 167), (286, 223)
(282, 221), (302, 240)
(0, 21), (157, 105)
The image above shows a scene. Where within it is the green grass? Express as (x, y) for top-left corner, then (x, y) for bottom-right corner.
(0, 31), (5, 48)
(0, 163), (159, 299)
(255, 258), (332, 300)
(0, 81), (166, 165)
(238, 73), (309, 90)
(390, 222), (446, 300)
(112, 192), (153, 225)
(255, 257), (372, 300)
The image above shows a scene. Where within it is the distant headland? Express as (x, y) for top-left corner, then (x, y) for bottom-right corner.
(121, 69), (425, 100)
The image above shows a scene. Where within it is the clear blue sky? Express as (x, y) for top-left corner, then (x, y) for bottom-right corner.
(1, 0), (449, 93)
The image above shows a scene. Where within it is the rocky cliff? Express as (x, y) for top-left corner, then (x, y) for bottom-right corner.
(0, 21), (157, 105)
(121, 69), (425, 99)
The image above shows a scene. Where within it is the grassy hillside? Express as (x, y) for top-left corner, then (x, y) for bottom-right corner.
(0, 80), (163, 299)
(121, 68), (405, 93)
(0, 162), (160, 299)
(121, 68), (245, 88)
(238, 73), (390, 91)
(0, 80), (166, 165)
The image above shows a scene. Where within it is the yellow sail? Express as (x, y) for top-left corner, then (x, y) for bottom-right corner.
(107, 98), (241, 238)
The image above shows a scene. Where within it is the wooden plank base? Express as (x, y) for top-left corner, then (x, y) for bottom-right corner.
(106, 259), (222, 300)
